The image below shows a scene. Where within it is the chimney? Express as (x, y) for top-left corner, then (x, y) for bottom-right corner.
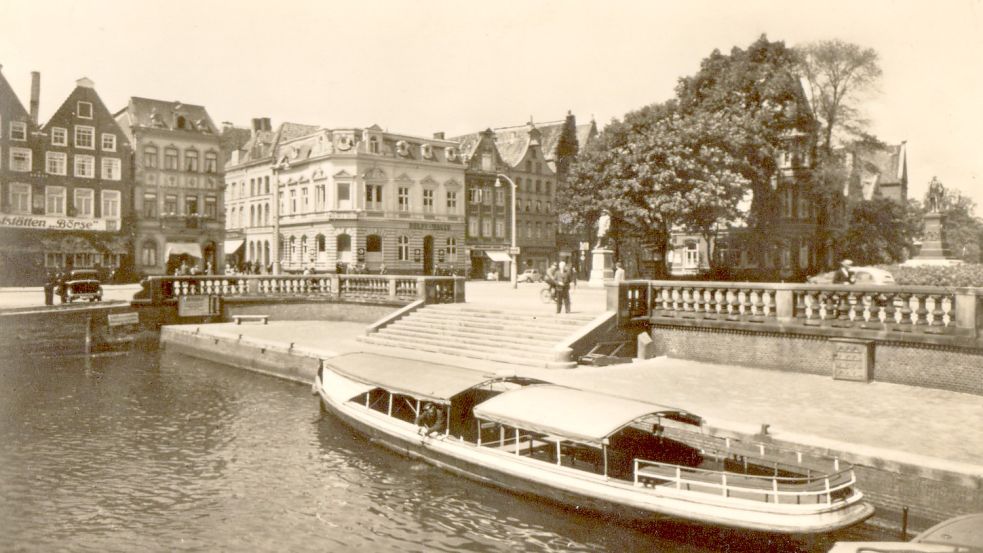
(261, 117), (271, 131)
(29, 71), (40, 124)
(251, 118), (262, 132)
(432, 132), (445, 140)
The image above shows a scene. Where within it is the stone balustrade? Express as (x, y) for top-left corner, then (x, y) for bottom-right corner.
(612, 280), (983, 343)
(139, 274), (465, 306)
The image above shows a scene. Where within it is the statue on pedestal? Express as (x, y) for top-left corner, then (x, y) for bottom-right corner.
(595, 211), (611, 250)
(927, 177), (945, 213)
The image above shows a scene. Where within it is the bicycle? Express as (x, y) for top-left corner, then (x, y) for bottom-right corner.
(540, 285), (557, 304)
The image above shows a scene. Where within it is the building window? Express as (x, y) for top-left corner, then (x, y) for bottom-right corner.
(468, 188), (482, 204)
(77, 101), (93, 119)
(446, 238), (457, 262)
(74, 155), (95, 178)
(446, 191), (457, 211)
(316, 184), (326, 210)
(164, 148), (178, 170)
(46, 152), (67, 175)
(51, 127), (67, 146)
(144, 193), (157, 218)
(101, 133), (116, 151)
(398, 186), (409, 212)
(9, 183), (31, 214)
(74, 125), (95, 149)
(468, 218), (479, 237)
(101, 190), (120, 219)
(481, 153), (493, 172)
(535, 180), (541, 193)
(684, 243), (699, 268)
(141, 241), (157, 266)
(483, 188), (493, 205)
(397, 235), (409, 261)
(337, 182), (351, 210)
(482, 219), (491, 237)
(204, 152), (218, 173)
(144, 145), (158, 168)
(546, 201), (551, 213)
(545, 181), (551, 195)
(185, 149), (199, 172)
(365, 184), (382, 210)
(301, 187), (309, 211)
(164, 194), (178, 215)
(289, 189), (297, 213)
(535, 222), (542, 239)
(249, 178), (256, 197)
(515, 177), (523, 191)
(536, 200), (542, 213)
(10, 148), (32, 172)
(264, 176), (270, 194)
(74, 188), (94, 217)
(495, 220), (505, 238)
(422, 189), (434, 213)
(45, 186), (66, 215)
(10, 121), (27, 141)
(205, 196), (217, 218)
(101, 157), (121, 180)
(496, 188), (504, 206)
(369, 137), (379, 153)
(185, 195), (198, 215)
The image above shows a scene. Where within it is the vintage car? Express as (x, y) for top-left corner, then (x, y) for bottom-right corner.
(807, 266), (896, 285)
(516, 268), (543, 283)
(58, 270), (104, 303)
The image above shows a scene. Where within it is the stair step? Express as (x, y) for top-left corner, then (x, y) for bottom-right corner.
(409, 309), (592, 327)
(401, 314), (573, 338)
(377, 327), (556, 353)
(358, 335), (566, 368)
(371, 329), (554, 359)
(390, 320), (569, 343)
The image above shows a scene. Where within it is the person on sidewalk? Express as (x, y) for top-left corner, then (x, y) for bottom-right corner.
(833, 259), (855, 284)
(554, 262), (573, 314)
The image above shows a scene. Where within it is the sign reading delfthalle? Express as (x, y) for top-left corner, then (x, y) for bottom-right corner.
(178, 296), (221, 317)
(0, 214), (113, 231)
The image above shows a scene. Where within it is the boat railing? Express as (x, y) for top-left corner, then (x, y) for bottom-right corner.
(633, 458), (857, 505)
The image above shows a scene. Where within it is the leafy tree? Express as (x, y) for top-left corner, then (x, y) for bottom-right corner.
(797, 39), (882, 154)
(554, 113), (580, 180)
(838, 197), (914, 265)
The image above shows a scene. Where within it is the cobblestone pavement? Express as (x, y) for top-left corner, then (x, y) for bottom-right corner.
(193, 317), (983, 471)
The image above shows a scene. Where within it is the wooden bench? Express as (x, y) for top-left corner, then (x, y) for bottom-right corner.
(233, 314), (269, 325)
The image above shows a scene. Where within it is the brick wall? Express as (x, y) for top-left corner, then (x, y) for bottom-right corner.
(876, 344), (983, 395)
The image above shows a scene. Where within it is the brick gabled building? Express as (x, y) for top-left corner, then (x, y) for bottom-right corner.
(0, 71), (133, 285)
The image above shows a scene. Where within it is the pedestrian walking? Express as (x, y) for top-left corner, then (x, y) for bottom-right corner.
(554, 262), (573, 314)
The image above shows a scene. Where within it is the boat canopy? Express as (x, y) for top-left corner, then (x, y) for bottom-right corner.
(472, 385), (690, 446)
(321, 367), (376, 403)
(324, 353), (500, 405)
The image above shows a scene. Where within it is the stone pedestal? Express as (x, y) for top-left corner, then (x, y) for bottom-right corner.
(588, 248), (614, 288)
(904, 212), (961, 266)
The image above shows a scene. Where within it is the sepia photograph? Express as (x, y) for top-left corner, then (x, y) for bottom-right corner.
(1, 1), (981, 551)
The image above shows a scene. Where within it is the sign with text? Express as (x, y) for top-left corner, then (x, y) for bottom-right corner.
(0, 214), (112, 231)
(408, 222), (451, 232)
(107, 311), (139, 327)
(831, 339), (873, 382)
(508, 246), (521, 255)
(178, 296), (221, 317)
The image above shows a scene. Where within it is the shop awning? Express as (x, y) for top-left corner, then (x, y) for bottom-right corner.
(485, 250), (512, 263)
(165, 242), (202, 258)
(223, 239), (245, 253)
(472, 385), (691, 446)
(324, 353), (498, 405)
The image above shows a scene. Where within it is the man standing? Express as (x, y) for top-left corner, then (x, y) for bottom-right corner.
(554, 262), (573, 314)
(833, 259), (854, 284)
(613, 262), (626, 283)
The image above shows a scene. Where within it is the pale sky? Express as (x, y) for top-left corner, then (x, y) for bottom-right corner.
(3, 0), (981, 209)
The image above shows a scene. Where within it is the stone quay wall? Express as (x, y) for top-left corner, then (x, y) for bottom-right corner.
(613, 281), (983, 395)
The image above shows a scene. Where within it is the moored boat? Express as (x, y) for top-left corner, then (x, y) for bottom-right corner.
(313, 353), (874, 535)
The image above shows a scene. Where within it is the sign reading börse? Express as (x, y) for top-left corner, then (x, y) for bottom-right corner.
(0, 214), (111, 231)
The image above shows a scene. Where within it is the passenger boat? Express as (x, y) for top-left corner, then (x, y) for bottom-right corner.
(313, 353), (874, 534)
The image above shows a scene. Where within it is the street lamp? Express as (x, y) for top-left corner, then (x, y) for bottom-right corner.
(494, 174), (518, 289)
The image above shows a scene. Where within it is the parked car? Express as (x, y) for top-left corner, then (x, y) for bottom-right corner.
(57, 269), (103, 303)
(517, 268), (543, 283)
(807, 266), (895, 285)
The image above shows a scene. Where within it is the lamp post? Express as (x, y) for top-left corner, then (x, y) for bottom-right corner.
(494, 174), (518, 289)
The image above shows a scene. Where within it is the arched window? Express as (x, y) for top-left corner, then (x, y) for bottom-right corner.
(229, 207), (236, 229)
(288, 236), (296, 263)
(397, 236), (409, 261)
(316, 234), (326, 252)
(204, 151), (218, 173)
(143, 145), (158, 169)
(301, 235), (308, 264)
(185, 148), (199, 172)
(176, 115), (187, 129)
(264, 241), (270, 265)
(264, 203), (270, 225)
(141, 240), (157, 266)
(250, 205), (256, 227)
(446, 237), (457, 262)
(249, 241), (256, 261)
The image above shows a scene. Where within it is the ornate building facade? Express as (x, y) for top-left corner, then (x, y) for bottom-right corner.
(115, 97), (224, 275)
(0, 69), (133, 285)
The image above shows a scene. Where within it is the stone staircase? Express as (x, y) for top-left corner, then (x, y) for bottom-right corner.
(357, 303), (600, 368)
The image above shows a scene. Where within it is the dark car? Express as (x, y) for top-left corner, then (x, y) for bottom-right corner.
(58, 269), (103, 303)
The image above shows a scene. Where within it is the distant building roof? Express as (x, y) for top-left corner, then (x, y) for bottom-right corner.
(842, 141), (908, 202)
(119, 97), (219, 134)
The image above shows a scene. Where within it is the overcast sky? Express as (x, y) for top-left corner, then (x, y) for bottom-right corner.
(3, 0), (981, 208)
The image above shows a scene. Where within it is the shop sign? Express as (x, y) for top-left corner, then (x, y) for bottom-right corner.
(409, 222), (451, 231)
(0, 214), (110, 231)
(508, 246), (521, 255)
(178, 296), (221, 317)
(437, 248), (446, 262)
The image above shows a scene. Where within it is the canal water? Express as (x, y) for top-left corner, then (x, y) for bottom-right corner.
(0, 349), (893, 552)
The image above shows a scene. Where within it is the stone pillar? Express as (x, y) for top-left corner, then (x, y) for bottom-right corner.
(588, 248), (614, 288)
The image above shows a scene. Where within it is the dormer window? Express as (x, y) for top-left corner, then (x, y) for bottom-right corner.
(369, 137), (379, 154)
(77, 101), (93, 119)
(176, 116), (187, 130)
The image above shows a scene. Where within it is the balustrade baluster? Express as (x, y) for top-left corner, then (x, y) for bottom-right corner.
(694, 287), (705, 317)
(865, 293), (880, 325)
(728, 289), (740, 317)
(852, 292), (867, 322)
(897, 293), (913, 326)
(681, 288), (693, 314)
(929, 294), (946, 327)
(755, 290), (766, 317)
(914, 294), (929, 326)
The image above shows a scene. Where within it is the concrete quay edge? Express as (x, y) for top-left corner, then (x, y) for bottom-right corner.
(160, 323), (983, 492)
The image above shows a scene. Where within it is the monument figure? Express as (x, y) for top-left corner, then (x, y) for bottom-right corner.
(595, 212), (611, 249)
(904, 177), (960, 266)
(588, 211), (614, 287)
(927, 177), (945, 213)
